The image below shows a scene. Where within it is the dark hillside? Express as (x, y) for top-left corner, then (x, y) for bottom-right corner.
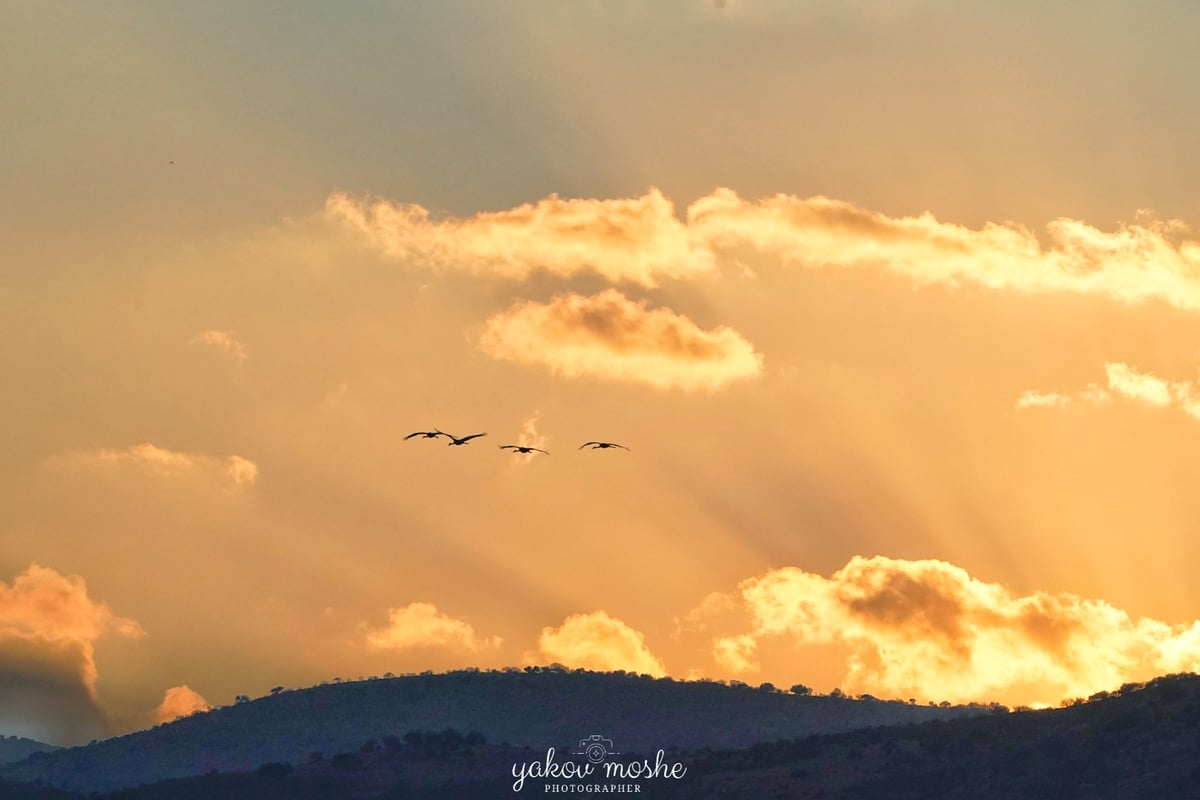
(657, 672), (1200, 799)
(0, 736), (59, 767)
(6, 674), (1200, 799)
(0, 778), (78, 800)
(0, 668), (980, 793)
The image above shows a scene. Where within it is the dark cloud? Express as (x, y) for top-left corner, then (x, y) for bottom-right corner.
(0, 637), (108, 745)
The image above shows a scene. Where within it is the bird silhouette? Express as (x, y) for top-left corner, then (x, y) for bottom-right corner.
(405, 430), (448, 440)
(579, 441), (628, 450)
(500, 445), (549, 455)
(440, 430), (487, 446)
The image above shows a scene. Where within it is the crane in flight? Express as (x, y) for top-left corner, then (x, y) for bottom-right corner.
(405, 430), (447, 440)
(579, 441), (628, 451)
(500, 445), (549, 455)
(439, 429), (488, 446)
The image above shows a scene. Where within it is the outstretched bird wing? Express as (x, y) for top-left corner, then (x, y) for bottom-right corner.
(579, 441), (602, 449)
(405, 431), (435, 440)
(458, 432), (487, 443)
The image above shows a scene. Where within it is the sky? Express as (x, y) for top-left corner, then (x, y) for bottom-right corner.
(5, 0), (1200, 745)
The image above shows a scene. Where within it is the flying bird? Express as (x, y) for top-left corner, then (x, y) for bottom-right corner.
(500, 445), (549, 455)
(405, 430), (447, 440)
(440, 430), (487, 446)
(579, 441), (629, 451)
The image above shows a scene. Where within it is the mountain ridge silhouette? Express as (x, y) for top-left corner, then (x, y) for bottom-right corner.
(0, 668), (983, 793)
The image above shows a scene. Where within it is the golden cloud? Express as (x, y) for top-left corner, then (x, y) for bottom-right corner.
(709, 555), (1200, 707)
(502, 411), (550, 465)
(533, 611), (667, 676)
(687, 189), (1200, 311)
(363, 602), (501, 651)
(331, 187), (1200, 314)
(479, 289), (764, 390)
(1104, 363), (1174, 407)
(325, 188), (713, 287)
(0, 564), (145, 652)
(1014, 390), (1077, 409)
(153, 685), (211, 724)
(1017, 362), (1200, 419)
(712, 634), (758, 674)
(674, 590), (739, 637)
(189, 330), (248, 364)
(47, 443), (258, 491)
(0, 563), (145, 700)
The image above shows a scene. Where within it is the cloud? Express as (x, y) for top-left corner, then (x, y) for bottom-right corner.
(330, 187), (1200, 314)
(501, 411), (550, 465)
(0, 564), (145, 744)
(518, 412), (548, 450)
(1104, 363), (1174, 406)
(0, 638), (109, 745)
(325, 188), (713, 287)
(479, 289), (764, 390)
(153, 685), (210, 724)
(224, 455), (260, 487)
(0, 564), (145, 654)
(189, 330), (248, 364)
(687, 189), (1200, 312)
(1014, 390), (1077, 409)
(47, 443), (258, 491)
(675, 590), (739, 637)
(1017, 362), (1200, 419)
(704, 555), (1200, 707)
(532, 611), (667, 676)
(1016, 383), (1112, 409)
(362, 603), (500, 651)
(712, 634), (758, 674)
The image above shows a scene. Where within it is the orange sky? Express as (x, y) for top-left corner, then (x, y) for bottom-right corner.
(5, 1), (1200, 744)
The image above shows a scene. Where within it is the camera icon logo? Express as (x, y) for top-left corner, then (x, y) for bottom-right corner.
(575, 734), (619, 764)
